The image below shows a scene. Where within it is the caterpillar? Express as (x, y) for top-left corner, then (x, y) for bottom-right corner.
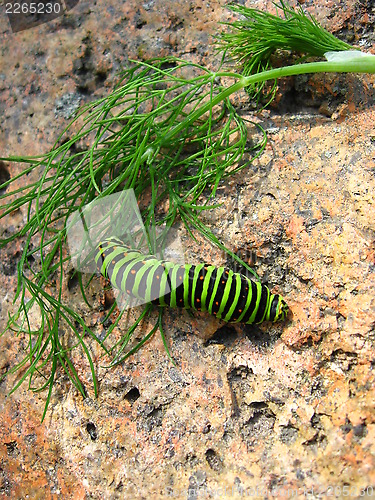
(94, 237), (288, 324)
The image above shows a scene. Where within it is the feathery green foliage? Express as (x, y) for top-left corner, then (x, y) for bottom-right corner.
(217, 1), (353, 101)
(0, 1), (374, 418)
(0, 59), (264, 416)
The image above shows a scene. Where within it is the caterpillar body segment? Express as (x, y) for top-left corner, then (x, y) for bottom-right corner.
(95, 237), (288, 324)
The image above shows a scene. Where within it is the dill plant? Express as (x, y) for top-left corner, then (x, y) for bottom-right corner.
(0, 2), (374, 418)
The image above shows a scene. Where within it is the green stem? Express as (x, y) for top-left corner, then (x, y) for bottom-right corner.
(242, 58), (375, 83)
(161, 58), (375, 145)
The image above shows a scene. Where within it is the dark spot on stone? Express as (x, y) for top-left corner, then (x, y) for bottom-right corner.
(134, 11), (147, 29)
(245, 411), (276, 434)
(67, 270), (80, 291)
(202, 423), (211, 434)
(124, 387), (140, 403)
(137, 405), (164, 433)
(227, 366), (254, 382)
(249, 401), (268, 410)
(104, 289), (115, 310)
(279, 424), (298, 445)
(186, 452), (199, 466)
(86, 422), (97, 440)
(205, 449), (223, 472)
(73, 34), (108, 93)
(0, 162), (10, 195)
(5, 441), (18, 455)
(2, 250), (21, 276)
(353, 423), (367, 439)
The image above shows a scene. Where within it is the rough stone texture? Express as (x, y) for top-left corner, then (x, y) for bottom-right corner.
(0, 0), (374, 498)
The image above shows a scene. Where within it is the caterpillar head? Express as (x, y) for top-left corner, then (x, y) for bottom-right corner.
(269, 294), (289, 322)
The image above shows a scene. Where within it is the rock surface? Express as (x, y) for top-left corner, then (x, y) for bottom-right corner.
(0, 0), (374, 498)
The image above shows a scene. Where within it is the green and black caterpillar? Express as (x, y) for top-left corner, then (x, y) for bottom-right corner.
(95, 237), (288, 324)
